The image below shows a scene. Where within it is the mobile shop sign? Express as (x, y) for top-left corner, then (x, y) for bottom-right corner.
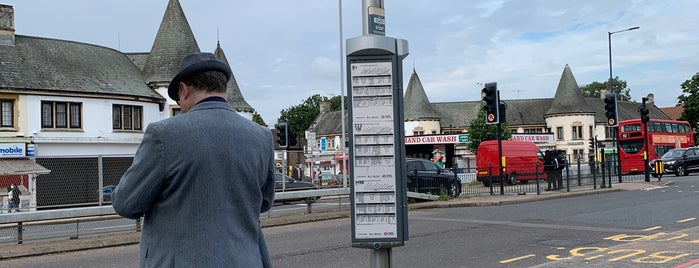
(405, 134), (469, 145)
(511, 134), (554, 143)
(0, 143), (25, 157)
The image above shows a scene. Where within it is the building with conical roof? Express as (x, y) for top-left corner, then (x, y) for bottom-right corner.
(309, 65), (670, 170)
(0, 1), (260, 207)
(404, 69), (441, 136)
(214, 42), (255, 118)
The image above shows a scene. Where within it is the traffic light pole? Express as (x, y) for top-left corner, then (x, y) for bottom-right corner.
(497, 122), (504, 195)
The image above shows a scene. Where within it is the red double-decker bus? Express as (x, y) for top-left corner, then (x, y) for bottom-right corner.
(617, 119), (695, 173)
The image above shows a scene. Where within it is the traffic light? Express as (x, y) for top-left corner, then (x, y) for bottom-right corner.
(288, 131), (298, 147)
(640, 97), (650, 124)
(588, 138), (595, 150)
(481, 82), (499, 125)
(604, 93), (618, 127)
(276, 122), (288, 148)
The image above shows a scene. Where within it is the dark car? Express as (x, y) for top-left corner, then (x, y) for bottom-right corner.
(650, 147), (699, 176)
(275, 173), (317, 191)
(406, 158), (461, 197)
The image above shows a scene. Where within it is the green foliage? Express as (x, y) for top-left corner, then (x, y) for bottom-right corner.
(677, 72), (699, 132)
(580, 77), (631, 101)
(278, 94), (345, 139)
(251, 111), (266, 126)
(466, 106), (512, 153)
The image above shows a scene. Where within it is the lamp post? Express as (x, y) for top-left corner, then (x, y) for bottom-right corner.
(608, 26), (639, 183)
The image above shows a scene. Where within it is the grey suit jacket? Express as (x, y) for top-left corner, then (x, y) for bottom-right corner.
(113, 100), (275, 267)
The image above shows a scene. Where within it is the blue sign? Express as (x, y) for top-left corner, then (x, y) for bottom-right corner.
(0, 143), (25, 157)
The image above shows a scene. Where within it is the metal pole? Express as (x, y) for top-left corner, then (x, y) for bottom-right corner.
(339, 0), (348, 188)
(371, 248), (392, 268)
(497, 122), (504, 195)
(362, 0), (384, 35)
(608, 27), (639, 183)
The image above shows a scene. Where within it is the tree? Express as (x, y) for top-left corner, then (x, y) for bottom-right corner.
(677, 72), (699, 132)
(580, 77), (631, 101)
(278, 94), (331, 139)
(251, 111), (266, 126)
(467, 107), (512, 153)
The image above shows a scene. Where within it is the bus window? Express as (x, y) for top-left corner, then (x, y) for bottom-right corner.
(620, 139), (643, 154)
(672, 124), (679, 133)
(654, 145), (675, 158)
(665, 123), (673, 133)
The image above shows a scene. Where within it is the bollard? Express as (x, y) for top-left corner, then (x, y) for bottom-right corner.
(577, 158), (581, 186)
(488, 163), (494, 195)
(592, 159), (597, 190)
(565, 160), (570, 192)
(534, 162), (541, 195)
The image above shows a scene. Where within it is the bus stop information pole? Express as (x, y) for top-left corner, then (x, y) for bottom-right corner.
(348, 1), (409, 268)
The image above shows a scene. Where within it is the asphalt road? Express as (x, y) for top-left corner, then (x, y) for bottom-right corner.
(1, 176), (698, 267)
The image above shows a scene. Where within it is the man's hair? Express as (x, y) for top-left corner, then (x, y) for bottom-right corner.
(181, 70), (228, 94)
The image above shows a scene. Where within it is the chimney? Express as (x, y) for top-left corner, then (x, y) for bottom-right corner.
(646, 93), (655, 106)
(600, 89), (608, 99)
(0, 4), (15, 46)
(319, 101), (330, 113)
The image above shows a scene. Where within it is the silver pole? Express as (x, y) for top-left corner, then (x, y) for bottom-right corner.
(339, 0), (348, 188)
(362, 0), (384, 35)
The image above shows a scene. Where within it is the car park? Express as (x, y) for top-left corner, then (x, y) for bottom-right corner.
(406, 158), (461, 197)
(650, 147), (699, 176)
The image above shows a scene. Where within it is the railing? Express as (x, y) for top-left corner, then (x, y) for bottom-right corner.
(0, 189), (347, 245)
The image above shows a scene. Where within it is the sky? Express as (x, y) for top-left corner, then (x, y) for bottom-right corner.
(4, 0), (699, 125)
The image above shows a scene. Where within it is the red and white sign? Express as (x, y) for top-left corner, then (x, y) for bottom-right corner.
(405, 135), (459, 145)
(511, 134), (554, 143)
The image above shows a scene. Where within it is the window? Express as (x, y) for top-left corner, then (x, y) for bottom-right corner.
(112, 104), (143, 131)
(573, 149), (583, 160)
(41, 101), (82, 129)
(172, 107), (181, 116)
(0, 99), (14, 128)
(572, 125), (583, 140)
(589, 126), (593, 139)
(556, 127), (564, 140)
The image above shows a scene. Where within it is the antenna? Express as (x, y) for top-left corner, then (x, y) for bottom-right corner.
(513, 89), (524, 99)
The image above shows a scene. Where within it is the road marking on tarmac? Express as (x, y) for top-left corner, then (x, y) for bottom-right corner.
(500, 254), (535, 264)
(642, 186), (667, 191)
(643, 226), (662, 231)
(678, 218), (696, 223)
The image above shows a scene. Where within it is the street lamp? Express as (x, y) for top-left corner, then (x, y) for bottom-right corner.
(608, 26), (639, 183)
(608, 26), (639, 96)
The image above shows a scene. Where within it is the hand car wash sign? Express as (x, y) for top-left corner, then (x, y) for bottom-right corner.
(404, 134), (469, 145)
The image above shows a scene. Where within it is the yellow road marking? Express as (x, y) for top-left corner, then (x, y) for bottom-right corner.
(678, 218), (696, 223)
(643, 226), (661, 231)
(500, 254), (536, 264)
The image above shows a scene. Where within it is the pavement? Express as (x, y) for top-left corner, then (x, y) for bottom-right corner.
(0, 180), (681, 261)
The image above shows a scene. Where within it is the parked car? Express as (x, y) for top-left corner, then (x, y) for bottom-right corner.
(275, 173), (317, 191)
(313, 172), (341, 187)
(406, 158), (461, 197)
(650, 147), (699, 176)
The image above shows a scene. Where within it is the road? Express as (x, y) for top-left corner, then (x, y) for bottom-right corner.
(1, 176), (698, 267)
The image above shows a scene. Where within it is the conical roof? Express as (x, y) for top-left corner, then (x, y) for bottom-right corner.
(214, 42), (254, 113)
(404, 70), (440, 121)
(142, 0), (200, 86)
(545, 64), (593, 116)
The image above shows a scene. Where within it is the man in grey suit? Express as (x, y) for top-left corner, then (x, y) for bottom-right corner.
(113, 52), (275, 267)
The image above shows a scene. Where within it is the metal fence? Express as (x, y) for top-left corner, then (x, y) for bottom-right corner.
(459, 157), (656, 196)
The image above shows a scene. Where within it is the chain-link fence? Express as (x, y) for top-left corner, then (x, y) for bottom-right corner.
(34, 155), (133, 209)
